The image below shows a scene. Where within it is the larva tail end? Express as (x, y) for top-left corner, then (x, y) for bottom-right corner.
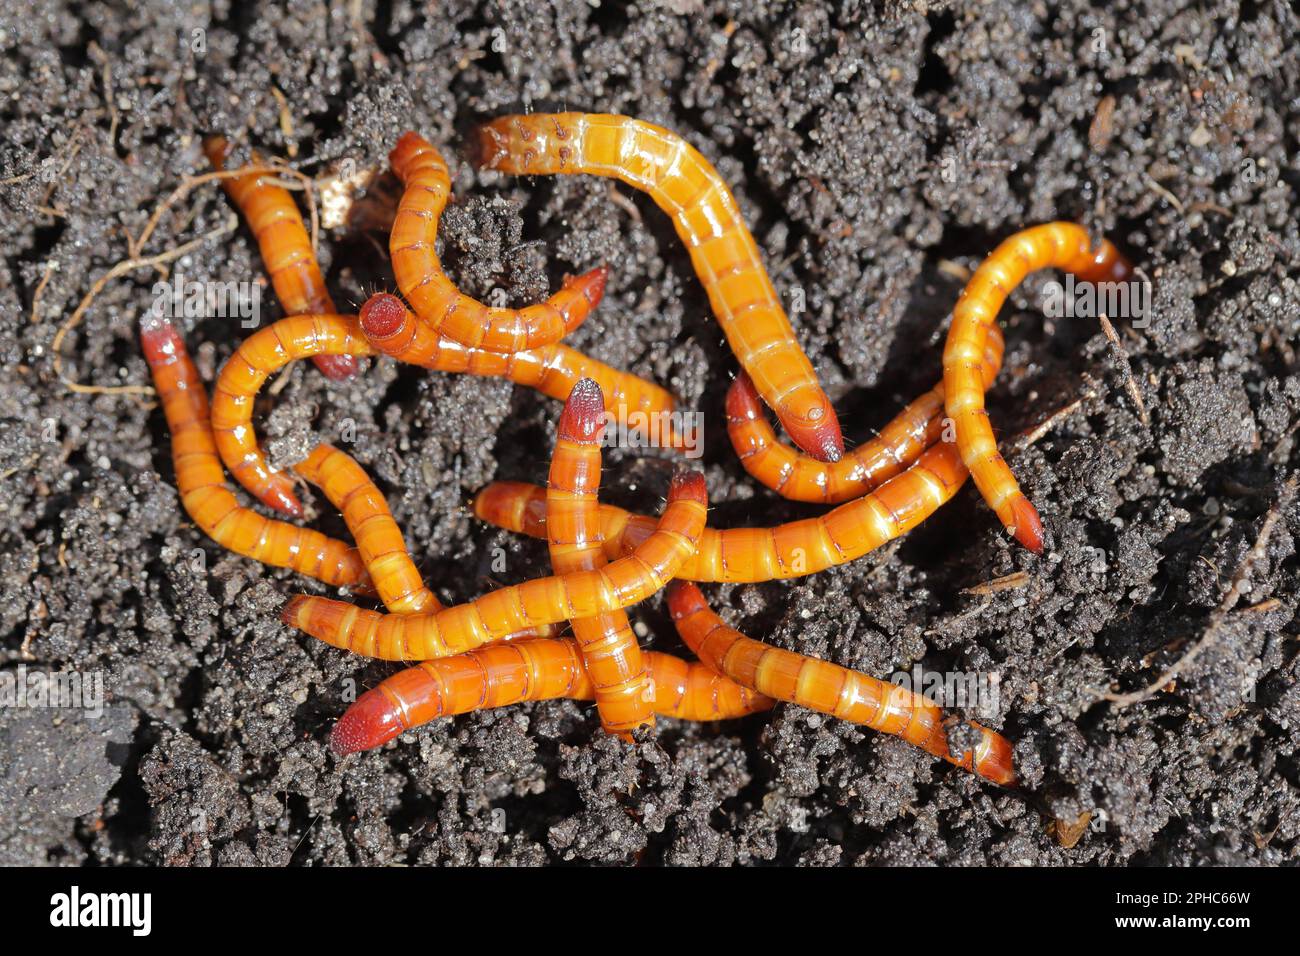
(567, 263), (610, 311)
(280, 595), (310, 628)
(724, 372), (763, 422)
(281, 594), (331, 629)
(282, 594), (358, 644)
(668, 468), (708, 506)
(1108, 252), (1134, 283)
(393, 130), (425, 151)
(330, 689), (405, 755)
(469, 487), (492, 522)
(312, 353), (359, 380)
(979, 734), (1019, 789)
(1009, 497), (1045, 554)
(666, 580), (707, 622)
(558, 378), (606, 444)
(359, 292), (409, 340)
(471, 122), (509, 171)
(781, 408), (845, 463)
(1082, 241), (1134, 284)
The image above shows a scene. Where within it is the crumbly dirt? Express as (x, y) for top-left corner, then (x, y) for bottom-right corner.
(1, 0), (1298, 866)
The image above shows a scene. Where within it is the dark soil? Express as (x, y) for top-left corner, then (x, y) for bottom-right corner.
(1, 0), (1298, 866)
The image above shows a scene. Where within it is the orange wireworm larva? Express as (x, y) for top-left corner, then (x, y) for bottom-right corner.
(204, 136), (359, 381)
(473, 439), (969, 583)
(667, 582), (1017, 787)
(329, 638), (773, 755)
(213, 307), (686, 517)
(296, 450), (560, 636)
(211, 314), (374, 517)
(280, 468), (708, 660)
(727, 325), (1005, 503)
(476, 113), (845, 462)
(358, 292), (678, 419)
(389, 131), (608, 353)
(942, 222), (1132, 552)
(547, 378), (655, 737)
(140, 313), (370, 590)
(146, 316), (568, 632)
(291, 444), (438, 615)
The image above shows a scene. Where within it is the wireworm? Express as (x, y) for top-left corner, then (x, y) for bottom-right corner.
(667, 582), (1016, 787)
(547, 378), (655, 737)
(942, 222), (1132, 552)
(727, 325), (1005, 503)
(329, 638), (773, 755)
(145, 317), (572, 635)
(212, 306), (685, 516)
(291, 444), (437, 614)
(359, 292), (677, 419)
(210, 314), (374, 516)
(473, 440), (968, 583)
(390, 130), (607, 352)
(204, 135), (358, 380)
(281, 468), (708, 660)
(476, 112), (844, 462)
(140, 312), (369, 589)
